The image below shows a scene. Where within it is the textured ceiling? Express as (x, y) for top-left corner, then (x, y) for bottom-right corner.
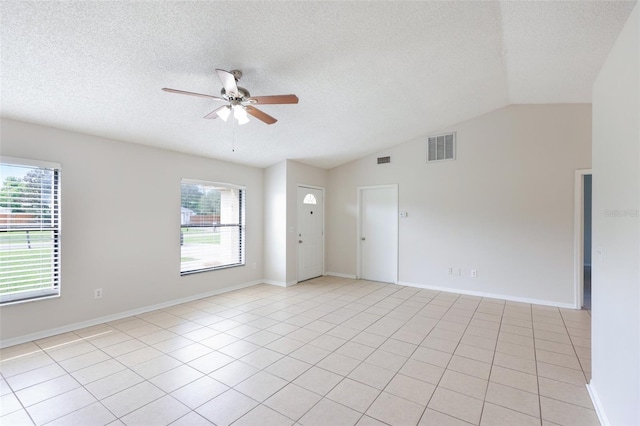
(0, 1), (636, 169)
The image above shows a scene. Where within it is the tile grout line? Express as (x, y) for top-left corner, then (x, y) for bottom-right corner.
(415, 292), (490, 426)
(477, 297), (507, 426)
(200, 280), (407, 424)
(531, 304), (544, 426)
(259, 283), (426, 424)
(287, 286), (443, 421)
(355, 289), (459, 423)
(558, 308), (591, 384)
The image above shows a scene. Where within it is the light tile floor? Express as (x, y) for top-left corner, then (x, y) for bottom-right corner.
(0, 277), (596, 426)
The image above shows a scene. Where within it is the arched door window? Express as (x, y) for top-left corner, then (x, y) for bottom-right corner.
(303, 193), (317, 205)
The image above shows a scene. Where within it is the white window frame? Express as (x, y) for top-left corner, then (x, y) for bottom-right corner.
(0, 156), (61, 305)
(180, 178), (245, 275)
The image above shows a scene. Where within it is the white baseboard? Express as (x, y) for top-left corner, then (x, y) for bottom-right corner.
(325, 272), (357, 279)
(397, 281), (576, 309)
(0, 280), (263, 349)
(263, 280), (298, 288)
(262, 280), (287, 287)
(587, 381), (610, 426)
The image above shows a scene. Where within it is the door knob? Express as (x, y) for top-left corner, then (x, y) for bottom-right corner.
(299, 240), (303, 243)
(361, 237), (366, 241)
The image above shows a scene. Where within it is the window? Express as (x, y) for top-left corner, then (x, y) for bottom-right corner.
(303, 193), (317, 205)
(0, 157), (61, 305)
(180, 179), (245, 275)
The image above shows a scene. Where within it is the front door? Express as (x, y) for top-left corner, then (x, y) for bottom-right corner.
(297, 186), (324, 282)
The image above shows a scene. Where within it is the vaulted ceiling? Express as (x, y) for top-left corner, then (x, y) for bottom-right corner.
(0, 1), (636, 169)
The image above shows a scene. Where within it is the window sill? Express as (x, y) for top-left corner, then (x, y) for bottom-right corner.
(180, 263), (245, 276)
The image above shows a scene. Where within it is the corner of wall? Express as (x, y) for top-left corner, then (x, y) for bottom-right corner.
(586, 381), (611, 426)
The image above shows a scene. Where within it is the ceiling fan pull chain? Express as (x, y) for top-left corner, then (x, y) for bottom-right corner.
(232, 119), (236, 153)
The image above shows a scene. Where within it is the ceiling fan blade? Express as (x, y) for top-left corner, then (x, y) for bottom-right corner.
(245, 106), (277, 125)
(162, 88), (224, 101)
(204, 105), (229, 119)
(216, 69), (239, 97)
(248, 94), (299, 105)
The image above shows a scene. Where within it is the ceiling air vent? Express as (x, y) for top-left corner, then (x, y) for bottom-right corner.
(377, 156), (391, 165)
(427, 132), (456, 162)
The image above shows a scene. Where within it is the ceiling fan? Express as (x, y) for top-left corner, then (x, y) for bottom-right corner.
(162, 69), (298, 125)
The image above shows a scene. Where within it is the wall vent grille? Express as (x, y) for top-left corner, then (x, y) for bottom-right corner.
(377, 156), (391, 164)
(427, 132), (456, 162)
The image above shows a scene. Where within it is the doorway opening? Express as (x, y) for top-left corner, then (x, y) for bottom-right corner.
(583, 174), (592, 310)
(574, 170), (592, 310)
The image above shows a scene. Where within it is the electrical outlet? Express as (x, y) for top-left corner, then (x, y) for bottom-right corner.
(471, 270), (477, 278)
(94, 288), (103, 299)
(448, 267), (453, 276)
(251, 262), (257, 270)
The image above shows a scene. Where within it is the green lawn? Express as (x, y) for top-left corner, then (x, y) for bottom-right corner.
(1, 230), (56, 294)
(181, 227), (221, 244)
(0, 230), (48, 244)
(0, 247), (53, 294)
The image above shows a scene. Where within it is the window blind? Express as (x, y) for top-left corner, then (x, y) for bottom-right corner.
(0, 157), (61, 305)
(180, 179), (245, 275)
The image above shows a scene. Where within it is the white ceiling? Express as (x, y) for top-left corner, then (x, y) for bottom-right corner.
(0, 1), (636, 169)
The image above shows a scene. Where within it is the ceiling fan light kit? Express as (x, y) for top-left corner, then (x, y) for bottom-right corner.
(233, 105), (250, 125)
(162, 69), (298, 125)
(216, 105), (231, 121)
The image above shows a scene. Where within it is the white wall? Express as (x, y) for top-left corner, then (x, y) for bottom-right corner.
(263, 161), (287, 285)
(0, 118), (264, 344)
(590, 3), (639, 425)
(327, 104), (591, 306)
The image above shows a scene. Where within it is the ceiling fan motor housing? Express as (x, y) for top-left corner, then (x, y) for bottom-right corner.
(221, 86), (250, 101)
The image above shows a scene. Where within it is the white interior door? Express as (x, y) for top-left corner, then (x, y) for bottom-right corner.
(359, 185), (398, 283)
(297, 186), (324, 282)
